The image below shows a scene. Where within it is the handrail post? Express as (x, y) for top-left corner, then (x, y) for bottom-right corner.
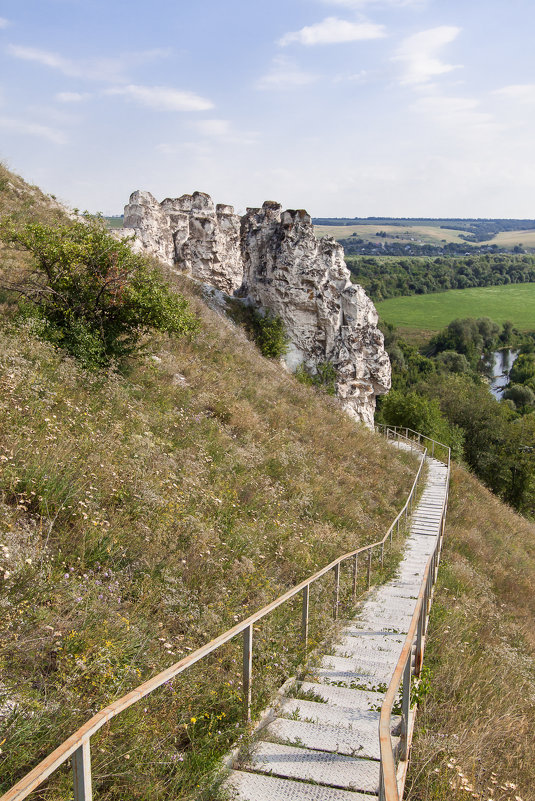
(415, 602), (424, 677)
(378, 763), (386, 801)
(367, 550), (372, 589)
(333, 564), (340, 619)
(301, 585), (309, 651)
(243, 624), (253, 722)
(352, 554), (358, 604)
(380, 542), (384, 568)
(73, 740), (92, 801)
(399, 656), (411, 761)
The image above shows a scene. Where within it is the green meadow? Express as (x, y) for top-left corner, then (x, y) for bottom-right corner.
(376, 283), (535, 341)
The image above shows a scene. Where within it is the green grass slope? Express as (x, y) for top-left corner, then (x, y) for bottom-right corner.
(376, 283), (535, 343)
(407, 466), (535, 801)
(0, 166), (419, 800)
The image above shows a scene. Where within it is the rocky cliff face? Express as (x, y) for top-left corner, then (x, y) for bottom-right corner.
(124, 190), (243, 294)
(123, 191), (391, 426)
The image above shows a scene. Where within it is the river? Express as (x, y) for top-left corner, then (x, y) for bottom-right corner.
(484, 349), (519, 399)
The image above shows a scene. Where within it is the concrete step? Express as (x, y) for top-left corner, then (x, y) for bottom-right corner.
(227, 771), (377, 801)
(296, 681), (388, 712)
(243, 741), (381, 794)
(266, 715), (398, 761)
(279, 698), (393, 729)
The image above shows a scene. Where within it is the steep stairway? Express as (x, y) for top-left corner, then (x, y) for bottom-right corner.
(228, 454), (448, 800)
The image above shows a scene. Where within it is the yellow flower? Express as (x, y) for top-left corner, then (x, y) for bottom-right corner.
(190, 716), (196, 723)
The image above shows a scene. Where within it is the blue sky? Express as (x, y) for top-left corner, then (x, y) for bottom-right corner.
(1, 0), (534, 217)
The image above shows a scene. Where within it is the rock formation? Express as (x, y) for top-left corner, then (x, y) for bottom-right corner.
(123, 191), (391, 426)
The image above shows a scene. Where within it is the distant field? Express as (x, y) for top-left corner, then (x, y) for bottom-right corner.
(104, 216), (124, 229)
(376, 283), (535, 342)
(480, 229), (535, 248)
(315, 223), (465, 245)
(315, 221), (535, 250)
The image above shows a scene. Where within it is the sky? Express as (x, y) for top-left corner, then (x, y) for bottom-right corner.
(1, 0), (535, 217)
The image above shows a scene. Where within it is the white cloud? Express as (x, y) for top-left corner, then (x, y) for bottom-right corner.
(333, 69), (369, 83)
(257, 56), (317, 90)
(7, 44), (169, 83)
(0, 116), (67, 144)
(412, 95), (490, 124)
(195, 119), (232, 137)
(8, 44), (70, 71)
(105, 84), (213, 111)
(394, 26), (461, 85)
(493, 84), (535, 103)
(56, 91), (90, 103)
(191, 118), (258, 146)
(0, 17), (9, 28)
(279, 17), (386, 46)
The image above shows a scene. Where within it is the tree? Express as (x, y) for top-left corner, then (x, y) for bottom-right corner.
(0, 216), (199, 369)
(378, 389), (463, 458)
(503, 383), (535, 411)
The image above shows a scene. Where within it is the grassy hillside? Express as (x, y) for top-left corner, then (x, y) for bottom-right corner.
(0, 166), (419, 800)
(407, 465), (535, 801)
(314, 218), (535, 251)
(315, 224), (466, 246)
(376, 283), (535, 344)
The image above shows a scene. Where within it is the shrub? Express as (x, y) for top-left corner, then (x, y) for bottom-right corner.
(503, 383), (535, 410)
(226, 300), (288, 359)
(250, 309), (288, 358)
(378, 389), (464, 459)
(0, 216), (199, 369)
(295, 361), (337, 395)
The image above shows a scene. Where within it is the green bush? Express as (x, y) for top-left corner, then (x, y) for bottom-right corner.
(226, 300), (288, 359)
(378, 389), (464, 459)
(251, 309), (289, 358)
(295, 361), (337, 395)
(0, 216), (199, 369)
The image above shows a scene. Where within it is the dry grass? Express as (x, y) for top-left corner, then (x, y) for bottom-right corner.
(0, 164), (420, 799)
(406, 465), (535, 801)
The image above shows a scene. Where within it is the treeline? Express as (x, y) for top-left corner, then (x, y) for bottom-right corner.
(377, 317), (535, 517)
(312, 217), (535, 233)
(346, 254), (535, 301)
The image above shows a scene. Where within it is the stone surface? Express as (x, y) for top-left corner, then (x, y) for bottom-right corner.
(123, 190), (391, 425)
(241, 202), (390, 426)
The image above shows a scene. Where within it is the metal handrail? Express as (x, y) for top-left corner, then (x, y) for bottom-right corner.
(2, 428), (430, 801)
(376, 424), (451, 470)
(378, 444), (450, 801)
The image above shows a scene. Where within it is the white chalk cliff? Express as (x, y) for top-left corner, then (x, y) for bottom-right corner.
(123, 191), (391, 426)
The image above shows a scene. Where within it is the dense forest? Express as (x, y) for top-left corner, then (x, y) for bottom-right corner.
(346, 254), (535, 301)
(377, 317), (535, 517)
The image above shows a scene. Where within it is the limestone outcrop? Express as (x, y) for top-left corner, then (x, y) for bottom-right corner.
(122, 191), (391, 425)
(123, 190), (243, 294)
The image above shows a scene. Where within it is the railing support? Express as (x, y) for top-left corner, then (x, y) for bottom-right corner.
(243, 624), (253, 722)
(415, 604), (424, 677)
(301, 585), (309, 650)
(333, 563), (340, 619)
(399, 656), (411, 761)
(72, 741), (92, 801)
(367, 549), (372, 589)
(352, 554), (358, 604)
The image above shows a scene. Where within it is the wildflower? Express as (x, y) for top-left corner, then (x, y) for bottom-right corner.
(190, 716), (196, 723)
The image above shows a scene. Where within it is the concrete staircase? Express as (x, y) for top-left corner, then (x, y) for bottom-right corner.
(228, 453), (448, 800)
